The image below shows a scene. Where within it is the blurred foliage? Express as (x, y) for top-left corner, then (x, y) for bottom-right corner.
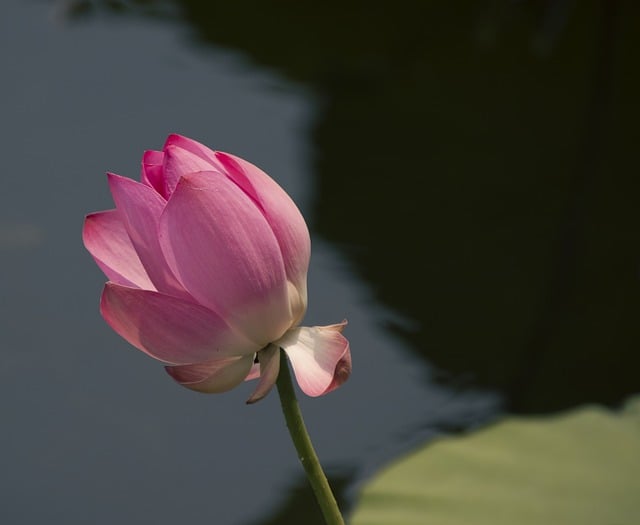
(66, 0), (640, 413)
(351, 396), (640, 524)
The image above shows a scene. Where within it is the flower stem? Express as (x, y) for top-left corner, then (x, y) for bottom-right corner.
(275, 348), (345, 525)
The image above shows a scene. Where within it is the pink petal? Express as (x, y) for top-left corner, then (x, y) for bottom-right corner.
(82, 210), (155, 290)
(158, 171), (292, 345)
(107, 173), (189, 299)
(165, 354), (255, 393)
(159, 136), (310, 305)
(161, 143), (219, 197)
(246, 344), (281, 404)
(276, 320), (351, 397)
(101, 283), (259, 365)
(163, 134), (220, 166)
(141, 150), (166, 197)
(214, 152), (311, 301)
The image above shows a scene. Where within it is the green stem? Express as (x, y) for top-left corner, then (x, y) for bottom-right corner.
(275, 348), (345, 525)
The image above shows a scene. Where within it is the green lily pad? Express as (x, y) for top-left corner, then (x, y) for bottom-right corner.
(351, 397), (640, 525)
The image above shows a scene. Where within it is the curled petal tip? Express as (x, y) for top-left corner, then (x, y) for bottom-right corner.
(245, 395), (264, 405)
(324, 342), (352, 395)
(277, 323), (351, 397)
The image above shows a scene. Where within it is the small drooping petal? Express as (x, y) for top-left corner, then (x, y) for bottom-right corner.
(246, 344), (281, 404)
(165, 355), (255, 393)
(214, 151), (311, 298)
(158, 171), (292, 345)
(244, 363), (261, 382)
(276, 321), (351, 397)
(141, 150), (165, 196)
(107, 173), (189, 298)
(101, 283), (260, 364)
(82, 210), (155, 290)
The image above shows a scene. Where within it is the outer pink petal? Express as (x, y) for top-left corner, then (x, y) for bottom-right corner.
(165, 354), (255, 393)
(82, 210), (155, 290)
(107, 173), (189, 299)
(214, 152), (311, 302)
(141, 150), (166, 197)
(276, 320), (351, 397)
(158, 171), (292, 345)
(246, 344), (281, 404)
(159, 136), (310, 305)
(162, 135), (310, 301)
(101, 283), (259, 365)
(161, 144), (219, 197)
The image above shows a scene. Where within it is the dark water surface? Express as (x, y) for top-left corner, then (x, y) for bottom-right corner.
(1, 1), (638, 524)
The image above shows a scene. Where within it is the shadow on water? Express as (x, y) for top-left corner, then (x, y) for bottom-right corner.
(62, 0), (640, 522)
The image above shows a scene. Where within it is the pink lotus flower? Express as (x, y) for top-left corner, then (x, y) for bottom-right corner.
(83, 134), (351, 403)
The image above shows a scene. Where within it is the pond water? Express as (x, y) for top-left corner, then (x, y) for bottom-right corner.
(1, 1), (637, 524)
